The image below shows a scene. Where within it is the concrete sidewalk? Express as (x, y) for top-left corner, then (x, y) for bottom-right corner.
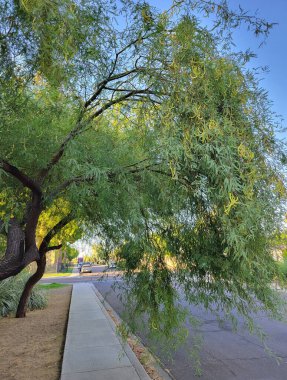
(61, 283), (151, 380)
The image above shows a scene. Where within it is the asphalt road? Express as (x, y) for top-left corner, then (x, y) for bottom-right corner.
(40, 265), (287, 380)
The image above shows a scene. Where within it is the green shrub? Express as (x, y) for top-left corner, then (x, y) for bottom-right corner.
(278, 259), (287, 283)
(0, 272), (47, 317)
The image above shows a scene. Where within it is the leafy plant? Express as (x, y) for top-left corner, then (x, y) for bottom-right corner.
(0, 272), (47, 317)
(278, 259), (287, 281)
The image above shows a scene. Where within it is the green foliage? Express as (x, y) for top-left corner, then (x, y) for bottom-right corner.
(0, 272), (47, 317)
(90, 244), (107, 263)
(37, 199), (83, 247)
(278, 246), (287, 283)
(65, 245), (79, 262)
(0, 0), (286, 360)
(278, 259), (287, 279)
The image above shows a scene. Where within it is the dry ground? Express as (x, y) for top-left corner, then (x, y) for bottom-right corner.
(106, 308), (165, 380)
(0, 286), (72, 380)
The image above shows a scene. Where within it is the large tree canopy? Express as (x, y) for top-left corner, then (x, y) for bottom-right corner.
(0, 0), (286, 344)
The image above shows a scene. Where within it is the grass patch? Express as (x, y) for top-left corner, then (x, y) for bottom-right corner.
(38, 283), (69, 290)
(42, 271), (73, 278)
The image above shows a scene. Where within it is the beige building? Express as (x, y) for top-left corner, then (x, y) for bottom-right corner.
(46, 249), (67, 272)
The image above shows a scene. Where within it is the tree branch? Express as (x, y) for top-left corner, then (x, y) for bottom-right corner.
(39, 213), (74, 254)
(0, 159), (41, 195)
(84, 29), (159, 109)
(46, 244), (62, 252)
(37, 120), (86, 183)
(49, 158), (161, 199)
(38, 87), (160, 184)
(37, 28), (167, 183)
(89, 88), (160, 121)
(84, 68), (144, 109)
(49, 176), (98, 200)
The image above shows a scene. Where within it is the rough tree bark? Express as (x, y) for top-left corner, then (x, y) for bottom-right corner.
(0, 218), (40, 280)
(15, 214), (72, 318)
(0, 159), (46, 317)
(0, 160), (42, 280)
(16, 255), (46, 318)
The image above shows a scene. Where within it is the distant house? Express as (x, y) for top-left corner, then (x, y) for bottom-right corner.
(46, 249), (67, 272)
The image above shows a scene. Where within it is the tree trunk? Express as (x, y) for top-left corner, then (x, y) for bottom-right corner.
(0, 218), (40, 281)
(16, 255), (46, 318)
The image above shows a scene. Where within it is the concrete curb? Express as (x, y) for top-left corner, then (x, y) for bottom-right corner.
(92, 285), (175, 380)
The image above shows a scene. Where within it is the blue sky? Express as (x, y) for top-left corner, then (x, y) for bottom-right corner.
(148, 0), (287, 137)
(232, 0), (287, 136)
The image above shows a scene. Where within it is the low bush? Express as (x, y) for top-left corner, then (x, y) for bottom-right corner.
(279, 260), (287, 277)
(277, 258), (287, 288)
(0, 272), (47, 317)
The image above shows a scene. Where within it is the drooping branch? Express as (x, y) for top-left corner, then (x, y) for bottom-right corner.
(198, 0), (276, 36)
(123, 163), (161, 175)
(47, 158), (167, 201)
(0, 244), (39, 281)
(48, 176), (99, 200)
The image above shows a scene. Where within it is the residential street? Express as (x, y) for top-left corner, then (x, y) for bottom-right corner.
(41, 265), (287, 380)
(3, 2), (287, 378)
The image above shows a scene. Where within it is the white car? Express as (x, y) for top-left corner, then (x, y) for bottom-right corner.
(80, 263), (92, 273)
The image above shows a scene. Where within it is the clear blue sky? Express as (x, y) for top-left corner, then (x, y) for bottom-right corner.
(148, 0), (287, 136)
(232, 0), (287, 136)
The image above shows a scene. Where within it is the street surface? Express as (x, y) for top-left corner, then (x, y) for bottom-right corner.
(40, 265), (287, 380)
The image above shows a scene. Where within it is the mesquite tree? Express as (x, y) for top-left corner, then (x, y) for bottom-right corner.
(0, 0), (286, 340)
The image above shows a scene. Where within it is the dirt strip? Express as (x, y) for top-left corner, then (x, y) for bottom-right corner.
(0, 286), (72, 380)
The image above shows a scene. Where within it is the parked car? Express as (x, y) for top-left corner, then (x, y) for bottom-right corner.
(108, 261), (116, 269)
(80, 263), (92, 273)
